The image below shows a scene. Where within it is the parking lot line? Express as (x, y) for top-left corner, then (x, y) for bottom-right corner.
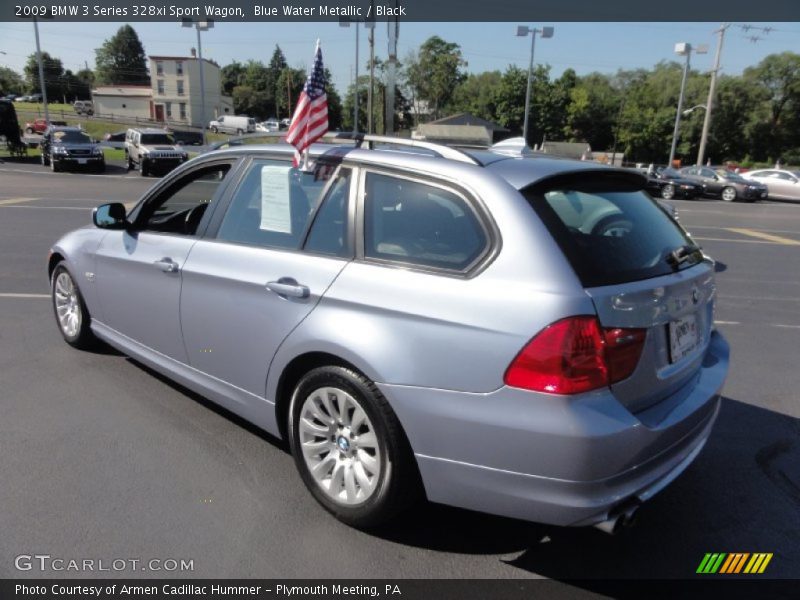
(0, 197), (37, 206)
(0, 293), (49, 299)
(692, 236), (772, 244)
(725, 228), (800, 246)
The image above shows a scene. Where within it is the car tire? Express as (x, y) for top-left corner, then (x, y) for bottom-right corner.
(288, 366), (421, 529)
(661, 184), (676, 200)
(51, 159), (60, 173)
(211, 126), (218, 134)
(721, 186), (737, 202)
(140, 162), (148, 177)
(26, 127), (33, 134)
(236, 128), (243, 135)
(51, 263), (96, 349)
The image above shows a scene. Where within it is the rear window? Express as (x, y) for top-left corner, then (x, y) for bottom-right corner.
(523, 181), (699, 287)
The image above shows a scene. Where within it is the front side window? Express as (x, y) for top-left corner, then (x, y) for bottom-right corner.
(137, 165), (231, 235)
(363, 173), (488, 271)
(217, 159), (338, 251)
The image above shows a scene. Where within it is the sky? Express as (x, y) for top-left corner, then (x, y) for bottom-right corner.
(1, 21), (799, 99)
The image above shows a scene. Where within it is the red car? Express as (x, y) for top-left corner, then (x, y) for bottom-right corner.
(25, 119), (67, 134)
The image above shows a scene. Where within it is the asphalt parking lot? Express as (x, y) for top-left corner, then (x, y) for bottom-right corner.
(0, 162), (798, 587)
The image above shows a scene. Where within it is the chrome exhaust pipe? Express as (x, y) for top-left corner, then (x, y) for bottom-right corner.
(592, 503), (641, 535)
(593, 515), (623, 535)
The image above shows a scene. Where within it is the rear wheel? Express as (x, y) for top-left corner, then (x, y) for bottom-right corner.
(721, 186), (737, 202)
(660, 184), (675, 200)
(288, 366), (420, 528)
(236, 128), (243, 135)
(51, 263), (96, 349)
(211, 126), (219, 134)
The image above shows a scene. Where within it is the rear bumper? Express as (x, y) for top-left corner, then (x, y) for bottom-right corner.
(380, 331), (729, 526)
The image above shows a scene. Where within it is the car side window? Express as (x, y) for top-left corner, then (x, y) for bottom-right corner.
(136, 164), (232, 236)
(217, 159), (334, 251)
(304, 169), (352, 257)
(363, 172), (488, 271)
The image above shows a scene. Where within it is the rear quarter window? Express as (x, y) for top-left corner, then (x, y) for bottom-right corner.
(523, 177), (698, 287)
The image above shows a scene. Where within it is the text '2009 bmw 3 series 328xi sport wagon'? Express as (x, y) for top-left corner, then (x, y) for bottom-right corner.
(48, 134), (729, 533)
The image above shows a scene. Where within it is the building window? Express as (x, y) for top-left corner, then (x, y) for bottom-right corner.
(157, 80), (164, 95)
(179, 103), (186, 119)
(165, 102), (172, 118)
(177, 80), (184, 96)
(156, 61), (163, 76)
(176, 61), (183, 76)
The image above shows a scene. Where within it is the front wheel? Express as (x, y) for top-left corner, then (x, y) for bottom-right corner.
(211, 126), (218, 134)
(51, 263), (96, 349)
(661, 184), (675, 200)
(721, 186), (737, 202)
(288, 366), (420, 528)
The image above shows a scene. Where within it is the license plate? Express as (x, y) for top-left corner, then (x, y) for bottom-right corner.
(669, 314), (699, 363)
(77, 158), (87, 164)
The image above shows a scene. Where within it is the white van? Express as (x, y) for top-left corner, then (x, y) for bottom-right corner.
(208, 115), (256, 135)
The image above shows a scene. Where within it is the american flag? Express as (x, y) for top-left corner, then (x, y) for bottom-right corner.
(286, 40), (328, 166)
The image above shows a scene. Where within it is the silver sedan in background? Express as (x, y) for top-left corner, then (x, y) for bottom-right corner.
(742, 169), (800, 202)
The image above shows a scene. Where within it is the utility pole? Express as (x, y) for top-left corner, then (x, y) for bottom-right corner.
(33, 17), (50, 125)
(385, 4), (398, 135)
(696, 23), (729, 167)
(367, 20), (375, 134)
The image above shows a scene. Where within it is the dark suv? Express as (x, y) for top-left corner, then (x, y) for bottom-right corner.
(40, 126), (105, 173)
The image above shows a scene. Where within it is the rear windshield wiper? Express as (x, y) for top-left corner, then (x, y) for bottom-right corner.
(666, 243), (702, 268)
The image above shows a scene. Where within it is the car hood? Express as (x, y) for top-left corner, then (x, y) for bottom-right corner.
(54, 142), (99, 150)
(141, 145), (182, 152)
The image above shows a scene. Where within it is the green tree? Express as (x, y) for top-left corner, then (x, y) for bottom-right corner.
(742, 52), (800, 162)
(494, 65), (528, 135)
(405, 36), (467, 121)
(95, 25), (149, 85)
(23, 52), (64, 99)
(232, 85), (268, 118)
(265, 45), (288, 117)
(0, 66), (24, 96)
(221, 61), (246, 96)
(564, 73), (621, 150)
(450, 71), (502, 122)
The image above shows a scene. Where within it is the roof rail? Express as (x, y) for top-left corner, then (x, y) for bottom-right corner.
(328, 132), (479, 165)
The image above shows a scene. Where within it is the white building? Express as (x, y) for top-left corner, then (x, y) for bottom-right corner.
(90, 51), (233, 128)
(149, 53), (233, 127)
(91, 85), (153, 120)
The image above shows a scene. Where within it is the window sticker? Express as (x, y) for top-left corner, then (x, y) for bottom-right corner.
(53, 131), (65, 139)
(260, 165), (292, 233)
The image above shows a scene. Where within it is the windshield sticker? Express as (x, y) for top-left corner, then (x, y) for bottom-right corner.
(260, 165), (292, 233)
(53, 131), (65, 139)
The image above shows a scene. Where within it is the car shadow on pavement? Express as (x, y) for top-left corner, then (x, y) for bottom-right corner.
(374, 397), (800, 583)
(125, 357), (289, 453)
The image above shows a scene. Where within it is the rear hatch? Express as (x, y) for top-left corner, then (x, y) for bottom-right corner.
(522, 170), (715, 413)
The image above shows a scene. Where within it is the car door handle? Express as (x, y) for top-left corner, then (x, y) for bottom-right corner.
(153, 258), (179, 273)
(266, 279), (310, 299)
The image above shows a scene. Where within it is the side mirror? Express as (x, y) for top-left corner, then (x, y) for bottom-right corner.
(93, 203), (128, 229)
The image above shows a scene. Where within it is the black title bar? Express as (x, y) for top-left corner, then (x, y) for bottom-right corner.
(4, 0), (800, 22)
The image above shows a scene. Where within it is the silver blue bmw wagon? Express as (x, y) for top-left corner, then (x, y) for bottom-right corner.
(49, 135), (729, 532)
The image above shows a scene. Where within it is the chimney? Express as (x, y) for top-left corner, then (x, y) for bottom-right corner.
(190, 47), (197, 58)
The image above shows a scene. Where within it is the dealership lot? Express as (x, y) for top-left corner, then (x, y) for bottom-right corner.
(0, 165), (798, 584)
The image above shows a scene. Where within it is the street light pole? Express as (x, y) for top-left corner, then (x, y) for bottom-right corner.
(182, 19), (213, 146)
(697, 23), (728, 167)
(517, 25), (553, 146)
(668, 42), (707, 168)
(32, 17), (50, 124)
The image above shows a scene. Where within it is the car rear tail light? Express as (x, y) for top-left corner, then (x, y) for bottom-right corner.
(504, 316), (646, 395)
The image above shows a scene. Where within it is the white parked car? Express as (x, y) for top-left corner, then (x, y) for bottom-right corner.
(257, 119), (281, 132)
